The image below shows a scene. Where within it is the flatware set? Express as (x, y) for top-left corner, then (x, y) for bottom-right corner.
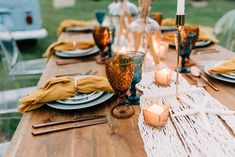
(32, 115), (107, 136)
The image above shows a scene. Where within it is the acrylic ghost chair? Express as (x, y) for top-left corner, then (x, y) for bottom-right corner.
(214, 9), (235, 52)
(0, 24), (45, 114)
(0, 25), (45, 80)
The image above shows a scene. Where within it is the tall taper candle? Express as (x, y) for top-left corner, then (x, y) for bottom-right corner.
(176, 0), (185, 15)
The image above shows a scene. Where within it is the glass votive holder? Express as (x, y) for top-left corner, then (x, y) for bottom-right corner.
(143, 102), (169, 128)
(154, 68), (172, 86)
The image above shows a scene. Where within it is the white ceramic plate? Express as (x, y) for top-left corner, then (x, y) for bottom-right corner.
(55, 46), (99, 58)
(204, 61), (235, 83)
(212, 61), (235, 80)
(47, 92), (114, 110)
(65, 26), (93, 33)
(56, 91), (104, 105)
(195, 40), (212, 48)
(221, 73), (235, 79)
(61, 47), (94, 55)
(160, 26), (177, 32)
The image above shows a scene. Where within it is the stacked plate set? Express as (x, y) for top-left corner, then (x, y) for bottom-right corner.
(204, 61), (235, 83)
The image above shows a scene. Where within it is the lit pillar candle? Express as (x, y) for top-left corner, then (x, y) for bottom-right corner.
(143, 102), (169, 128)
(176, 0), (185, 15)
(154, 68), (172, 86)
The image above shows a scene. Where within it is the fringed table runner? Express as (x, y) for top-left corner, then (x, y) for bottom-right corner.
(137, 70), (235, 157)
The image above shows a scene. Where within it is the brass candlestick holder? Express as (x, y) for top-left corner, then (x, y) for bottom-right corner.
(175, 15), (185, 98)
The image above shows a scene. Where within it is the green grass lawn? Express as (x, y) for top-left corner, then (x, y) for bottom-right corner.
(22, 0), (235, 59)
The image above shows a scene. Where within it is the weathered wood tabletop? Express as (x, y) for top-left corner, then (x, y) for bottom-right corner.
(4, 31), (235, 157)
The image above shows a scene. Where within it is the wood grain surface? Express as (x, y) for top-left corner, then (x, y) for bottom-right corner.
(4, 30), (235, 157)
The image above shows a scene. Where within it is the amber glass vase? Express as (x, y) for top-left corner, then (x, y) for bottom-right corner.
(105, 55), (135, 119)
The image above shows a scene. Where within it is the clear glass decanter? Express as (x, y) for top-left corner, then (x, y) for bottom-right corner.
(108, 0), (138, 49)
(128, 2), (161, 71)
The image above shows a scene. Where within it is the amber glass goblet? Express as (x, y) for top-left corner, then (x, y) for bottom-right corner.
(106, 55), (135, 119)
(92, 26), (110, 64)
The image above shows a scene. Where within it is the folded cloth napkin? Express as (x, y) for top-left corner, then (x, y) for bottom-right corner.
(57, 19), (93, 36)
(208, 58), (235, 74)
(19, 76), (113, 112)
(161, 18), (175, 26)
(43, 40), (95, 60)
(198, 31), (219, 44)
(162, 31), (219, 44)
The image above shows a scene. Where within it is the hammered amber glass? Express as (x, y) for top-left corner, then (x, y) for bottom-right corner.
(105, 55), (135, 119)
(106, 56), (134, 95)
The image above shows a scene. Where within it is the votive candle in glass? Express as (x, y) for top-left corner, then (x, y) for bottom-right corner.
(154, 68), (172, 86)
(143, 102), (169, 128)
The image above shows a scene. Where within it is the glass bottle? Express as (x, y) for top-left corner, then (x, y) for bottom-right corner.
(128, 1), (161, 71)
(108, 0), (138, 50)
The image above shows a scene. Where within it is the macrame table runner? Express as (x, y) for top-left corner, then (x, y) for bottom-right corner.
(137, 70), (235, 157)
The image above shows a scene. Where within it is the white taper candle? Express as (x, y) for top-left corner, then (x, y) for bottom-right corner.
(176, 0), (185, 15)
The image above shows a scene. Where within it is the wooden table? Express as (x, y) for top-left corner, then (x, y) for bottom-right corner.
(5, 31), (235, 157)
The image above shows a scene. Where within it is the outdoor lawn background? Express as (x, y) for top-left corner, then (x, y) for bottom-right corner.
(0, 0), (235, 142)
(27, 0), (235, 59)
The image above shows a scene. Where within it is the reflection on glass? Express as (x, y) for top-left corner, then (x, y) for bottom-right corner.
(92, 26), (110, 64)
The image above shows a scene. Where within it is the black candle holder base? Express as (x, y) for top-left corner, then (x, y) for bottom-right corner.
(179, 67), (190, 73)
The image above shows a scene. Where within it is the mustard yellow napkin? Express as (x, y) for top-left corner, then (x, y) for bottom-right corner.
(57, 19), (92, 36)
(161, 18), (175, 26)
(43, 40), (95, 60)
(208, 58), (235, 74)
(19, 76), (113, 112)
(198, 31), (219, 44)
(162, 31), (219, 44)
(162, 32), (175, 43)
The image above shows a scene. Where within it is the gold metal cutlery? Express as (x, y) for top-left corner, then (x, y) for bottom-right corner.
(32, 115), (108, 136)
(191, 66), (219, 91)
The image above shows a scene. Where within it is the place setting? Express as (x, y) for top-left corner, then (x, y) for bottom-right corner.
(54, 44), (100, 58)
(204, 58), (235, 83)
(47, 91), (114, 110)
(47, 75), (114, 110)
(50, 27), (113, 62)
(162, 24), (219, 48)
(18, 75), (114, 113)
(53, 13), (111, 60)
